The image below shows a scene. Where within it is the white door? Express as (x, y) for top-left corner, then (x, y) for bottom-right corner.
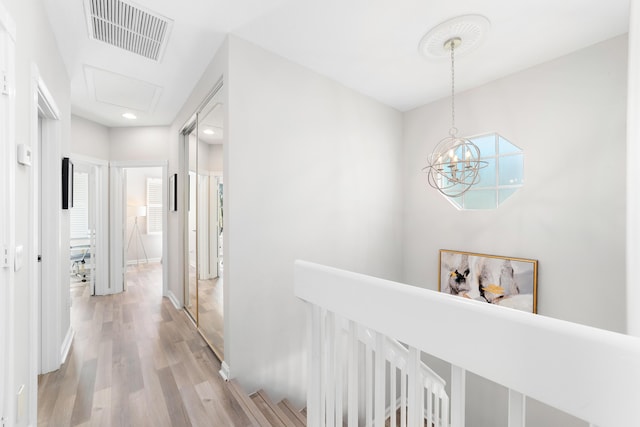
(109, 166), (126, 293)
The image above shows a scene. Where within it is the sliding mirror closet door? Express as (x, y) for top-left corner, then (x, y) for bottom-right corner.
(182, 82), (224, 360)
(196, 93), (224, 357)
(186, 126), (198, 322)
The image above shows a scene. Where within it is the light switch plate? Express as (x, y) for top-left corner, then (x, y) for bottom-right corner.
(17, 144), (32, 166)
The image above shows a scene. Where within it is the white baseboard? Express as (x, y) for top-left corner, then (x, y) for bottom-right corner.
(167, 290), (181, 310)
(60, 327), (75, 364)
(219, 361), (231, 381)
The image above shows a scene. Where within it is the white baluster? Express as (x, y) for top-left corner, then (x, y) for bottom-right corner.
(334, 316), (343, 427)
(390, 363), (397, 427)
(441, 390), (450, 427)
(451, 365), (466, 427)
(426, 379), (433, 426)
(348, 321), (358, 427)
(366, 338), (373, 427)
(374, 333), (386, 427)
(508, 389), (525, 427)
(320, 309), (327, 427)
(418, 372), (425, 426)
(401, 364), (407, 427)
(325, 312), (335, 427)
(432, 386), (440, 427)
(307, 304), (322, 427)
(407, 347), (420, 427)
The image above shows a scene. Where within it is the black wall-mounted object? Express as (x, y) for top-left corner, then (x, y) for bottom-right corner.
(169, 173), (178, 212)
(62, 157), (73, 209)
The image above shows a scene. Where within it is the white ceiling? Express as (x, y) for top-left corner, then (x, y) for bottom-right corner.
(42, 0), (630, 128)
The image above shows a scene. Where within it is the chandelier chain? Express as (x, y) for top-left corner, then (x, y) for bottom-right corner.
(450, 39), (456, 135)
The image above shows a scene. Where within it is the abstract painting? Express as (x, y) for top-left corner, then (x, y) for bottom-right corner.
(439, 249), (538, 313)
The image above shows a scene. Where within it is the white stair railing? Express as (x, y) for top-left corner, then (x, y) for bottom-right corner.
(295, 260), (640, 427)
(309, 307), (449, 427)
(356, 325), (447, 427)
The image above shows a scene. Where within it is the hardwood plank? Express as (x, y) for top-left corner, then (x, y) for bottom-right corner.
(194, 381), (235, 426)
(256, 390), (297, 427)
(180, 383), (214, 427)
(89, 387), (111, 427)
(227, 380), (272, 427)
(281, 399), (307, 426)
(93, 340), (112, 391)
(157, 366), (192, 427)
(139, 357), (173, 426)
(278, 400), (306, 427)
(70, 358), (98, 425)
(127, 389), (150, 427)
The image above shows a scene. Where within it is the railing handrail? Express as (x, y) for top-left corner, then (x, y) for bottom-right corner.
(356, 324), (446, 387)
(295, 260), (640, 427)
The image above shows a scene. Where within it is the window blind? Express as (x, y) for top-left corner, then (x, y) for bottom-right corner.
(146, 177), (162, 233)
(70, 172), (89, 239)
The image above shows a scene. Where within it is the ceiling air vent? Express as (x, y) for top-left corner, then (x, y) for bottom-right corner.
(84, 0), (173, 62)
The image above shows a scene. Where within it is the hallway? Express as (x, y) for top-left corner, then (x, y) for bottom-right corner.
(37, 263), (250, 426)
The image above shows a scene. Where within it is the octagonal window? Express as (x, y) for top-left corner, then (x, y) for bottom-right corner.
(448, 133), (523, 210)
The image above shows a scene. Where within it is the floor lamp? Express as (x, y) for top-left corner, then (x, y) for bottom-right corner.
(127, 205), (148, 266)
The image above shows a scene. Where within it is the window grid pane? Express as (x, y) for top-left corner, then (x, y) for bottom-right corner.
(459, 133), (523, 210)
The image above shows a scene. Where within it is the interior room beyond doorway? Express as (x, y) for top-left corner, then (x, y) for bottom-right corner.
(124, 166), (164, 289)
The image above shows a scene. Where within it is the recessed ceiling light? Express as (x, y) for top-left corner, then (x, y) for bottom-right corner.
(203, 128), (215, 135)
(122, 112), (137, 120)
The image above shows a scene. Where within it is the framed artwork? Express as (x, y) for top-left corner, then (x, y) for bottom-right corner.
(439, 249), (538, 313)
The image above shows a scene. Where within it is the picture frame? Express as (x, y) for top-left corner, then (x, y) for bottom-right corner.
(439, 249), (538, 313)
(61, 157), (73, 209)
(169, 173), (177, 212)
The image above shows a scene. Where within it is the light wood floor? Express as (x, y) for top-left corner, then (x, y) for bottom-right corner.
(38, 262), (251, 426)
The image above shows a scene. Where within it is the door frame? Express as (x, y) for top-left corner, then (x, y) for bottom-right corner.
(31, 66), (64, 383)
(110, 160), (169, 296)
(71, 154), (109, 296)
(0, 3), (15, 423)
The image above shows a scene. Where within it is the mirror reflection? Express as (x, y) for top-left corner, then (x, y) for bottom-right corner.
(184, 86), (224, 359)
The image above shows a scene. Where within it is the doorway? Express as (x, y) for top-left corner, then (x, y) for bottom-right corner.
(68, 155), (108, 299)
(181, 81), (225, 360)
(109, 161), (169, 297)
(124, 166), (164, 289)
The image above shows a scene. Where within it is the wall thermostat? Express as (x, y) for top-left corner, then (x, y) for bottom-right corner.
(17, 144), (32, 166)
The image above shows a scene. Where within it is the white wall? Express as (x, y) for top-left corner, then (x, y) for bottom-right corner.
(403, 35), (628, 427)
(208, 143), (223, 172)
(70, 114), (109, 160)
(224, 35), (403, 403)
(4, 0), (71, 425)
(109, 126), (170, 162)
